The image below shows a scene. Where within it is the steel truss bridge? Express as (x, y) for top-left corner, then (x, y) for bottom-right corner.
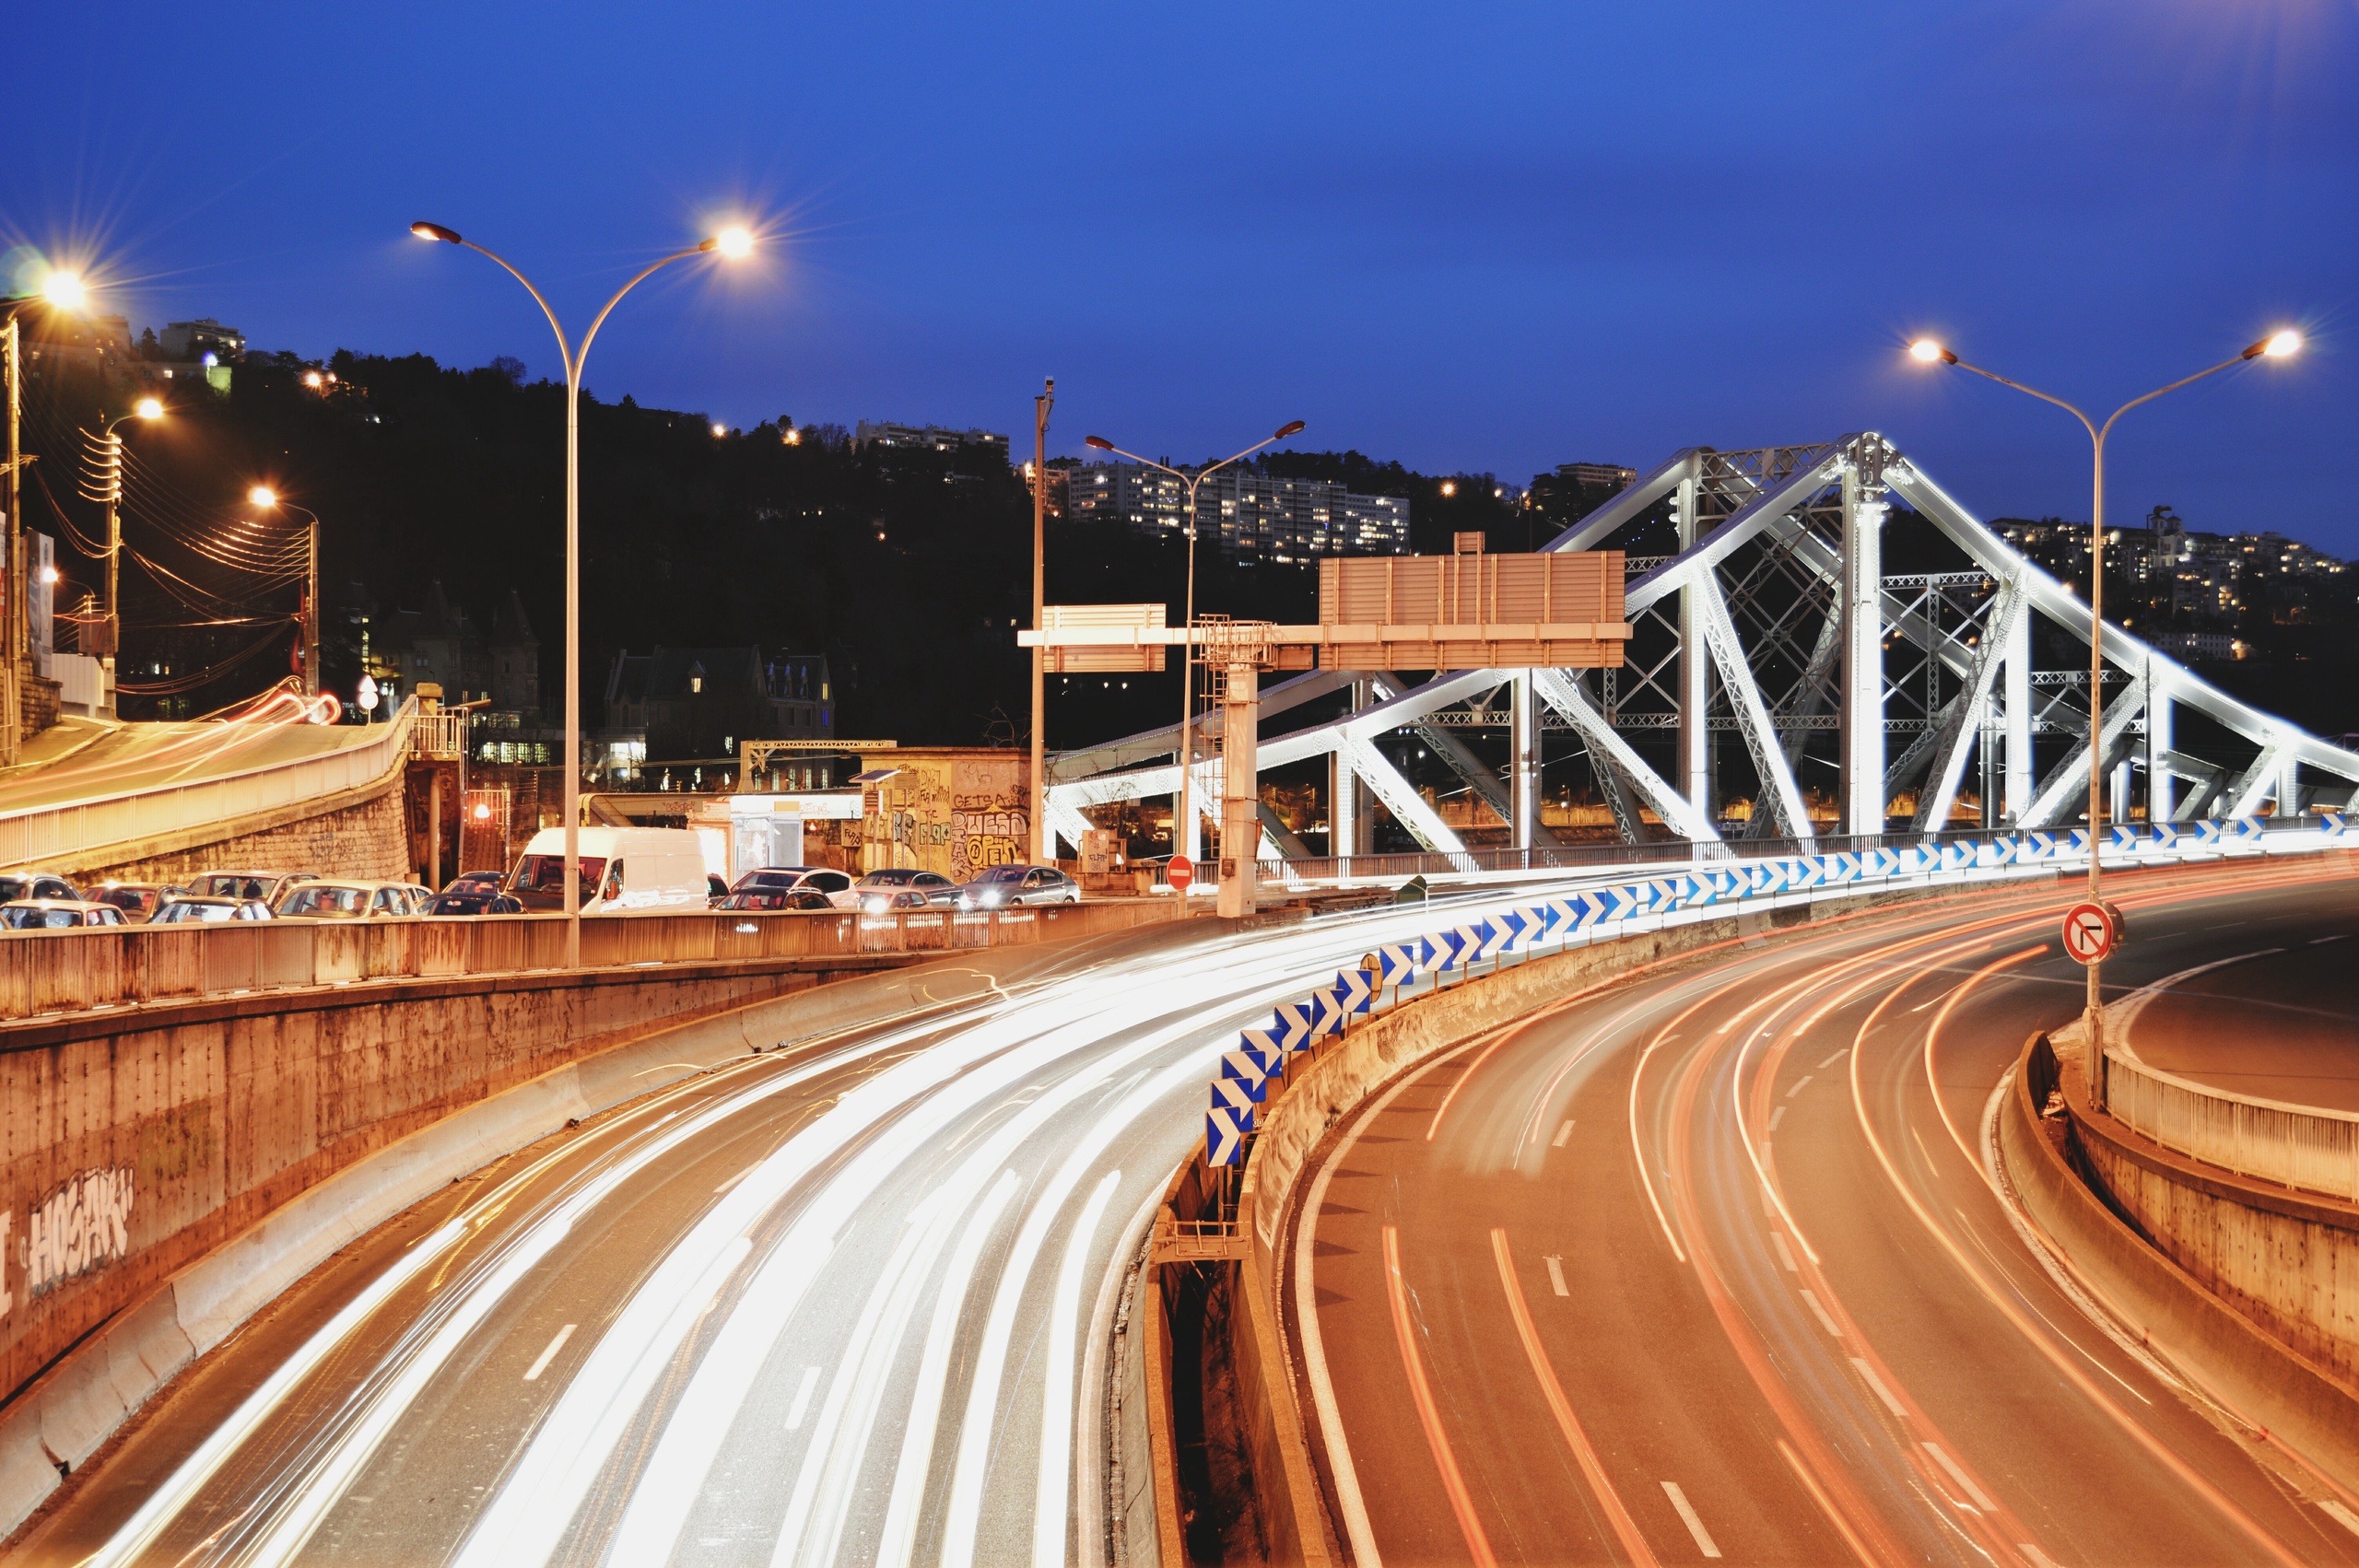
(1044, 434), (2359, 859)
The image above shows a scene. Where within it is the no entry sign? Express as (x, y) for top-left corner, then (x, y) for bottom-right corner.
(1167, 854), (1193, 891)
(2062, 901), (2122, 965)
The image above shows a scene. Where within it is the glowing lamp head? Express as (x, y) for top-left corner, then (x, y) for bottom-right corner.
(41, 271), (87, 312)
(411, 221), (464, 244)
(710, 226), (756, 259)
(38, 566), (60, 586)
(248, 486), (277, 508)
(1275, 419), (1307, 439)
(134, 398), (163, 421)
(473, 802), (491, 820)
(1084, 435), (1114, 451)
(1908, 338), (1954, 365)
(2260, 330), (2302, 359)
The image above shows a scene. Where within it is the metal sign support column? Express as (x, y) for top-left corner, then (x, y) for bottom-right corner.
(1217, 655), (1261, 918)
(1840, 460), (1887, 835)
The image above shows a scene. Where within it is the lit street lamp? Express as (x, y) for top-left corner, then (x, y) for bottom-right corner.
(83, 398), (165, 702)
(1082, 420), (1305, 877)
(246, 486), (320, 699)
(1908, 326), (2303, 1100)
(1, 268), (91, 763)
(411, 218), (757, 966)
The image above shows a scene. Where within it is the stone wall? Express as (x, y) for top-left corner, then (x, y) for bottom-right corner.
(0, 953), (904, 1402)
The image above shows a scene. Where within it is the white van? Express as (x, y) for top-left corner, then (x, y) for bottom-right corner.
(509, 826), (714, 913)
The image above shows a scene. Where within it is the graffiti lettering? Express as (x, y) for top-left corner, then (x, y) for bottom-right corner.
(23, 1167), (135, 1297)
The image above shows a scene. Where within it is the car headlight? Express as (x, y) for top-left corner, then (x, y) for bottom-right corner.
(863, 895), (887, 912)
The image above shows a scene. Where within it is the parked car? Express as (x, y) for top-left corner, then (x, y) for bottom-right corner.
(852, 869), (960, 912)
(713, 887), (834, 912)
(399, 883), (436, 909)
(273, 880), (418, 919)
(957, 864), (1080, 908)
(151, 895), (274, 923)
(0, 872), (82, 904)
(707, 872), (729, 904)
(442, 871), (508, 897)
(727, 866), (858, 908)
(509, 826), (714, 913)
(0, 899), (126, 930)
(419, 889), (525, 916)
(186, 870), (317, 906)
(88, 882), (185, 922)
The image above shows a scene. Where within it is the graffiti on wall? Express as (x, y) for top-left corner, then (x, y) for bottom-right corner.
(859, 753), (1031, 882)
(5, 1166), (136, 1316)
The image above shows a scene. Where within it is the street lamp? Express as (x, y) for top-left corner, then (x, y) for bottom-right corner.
(246, 486), (320, 700)
(1, 269), (91, 762)
(412, 217), (757, 965)
(1908, 327), (2303, 1098)
(83, 398), (165, 700)
(1082, 419), (1306, 879)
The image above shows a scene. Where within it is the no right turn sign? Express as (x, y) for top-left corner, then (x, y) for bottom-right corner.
(2062, 901), (2122, 965)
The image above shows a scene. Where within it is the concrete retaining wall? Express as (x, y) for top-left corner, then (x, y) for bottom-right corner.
(1999, 1033), (2359, 1495)
(0, 953), (911, 1406)
(74, 772), (410, 886)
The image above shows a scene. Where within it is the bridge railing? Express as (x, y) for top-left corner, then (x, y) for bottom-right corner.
(0, 899), (1178, 1021)
(2103, 1053), (2359, 1204)
(0, 699), (419, 873)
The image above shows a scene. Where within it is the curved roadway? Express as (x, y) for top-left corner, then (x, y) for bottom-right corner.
(17, 878), (1656, 1568)
(1293, 859), (2359, 1566)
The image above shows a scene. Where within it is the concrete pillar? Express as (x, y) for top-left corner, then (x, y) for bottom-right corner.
(2280, 749), (2303, 819)
(427, 770), (440, 888)
(1331, 678), (1374, 862)
(2004, 596), (2034, 825)
(1217, 661), (1259, 918)
(1672, 474), (1710, 824)
(2110, 759), (2132, 829)
(1510, 673), (1540, 852)
(2146, 681), (2174, 825)
(1839, 469), (1887, 836)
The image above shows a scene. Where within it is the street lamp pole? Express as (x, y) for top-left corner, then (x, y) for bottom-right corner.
(1082, 421), (1305, 881)
(413, 220), (755, 968)
(1030, 378), (1053, 865)
(1909, 328), (2303, 1102)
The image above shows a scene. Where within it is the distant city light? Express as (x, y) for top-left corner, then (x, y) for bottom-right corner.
(711, 422), (728, 438)
(782, 427), (802, 446)
(304, 370), (324, 388)
(1439, 480), (1456, 497)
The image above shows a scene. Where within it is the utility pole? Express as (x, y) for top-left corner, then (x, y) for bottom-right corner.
(1030, 377), (1053, 864)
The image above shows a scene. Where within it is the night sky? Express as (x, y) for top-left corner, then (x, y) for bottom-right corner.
(6, 3), (2354, 547)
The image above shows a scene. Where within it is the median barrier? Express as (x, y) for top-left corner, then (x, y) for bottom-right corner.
(2001, 1029), (2359, 1495)
(0, 917), (1191, 1543)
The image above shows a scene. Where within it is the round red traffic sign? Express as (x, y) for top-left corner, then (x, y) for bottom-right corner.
(2061, 901), (2121, 965)
(1167, 854), (1193, 891)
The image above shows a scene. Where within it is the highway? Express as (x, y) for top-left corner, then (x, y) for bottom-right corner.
(1293, 858), (2359, 1566)
(14, 873), (1664, 1568)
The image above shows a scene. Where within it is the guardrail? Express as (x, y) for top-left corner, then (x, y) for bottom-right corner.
(0, 899), (1179, 1022)
(0, 699), (418, 873)
(1171, 813), (2333, 893)
(2104, 1054), (2359, 1204)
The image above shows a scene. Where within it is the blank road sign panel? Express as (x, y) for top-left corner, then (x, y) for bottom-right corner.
(1315, 549), (1628, 669)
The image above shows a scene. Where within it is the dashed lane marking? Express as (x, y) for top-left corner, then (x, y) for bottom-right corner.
(2319, 1499), (2359, 1539)
(784, 1364), (821, 1432)
(1553, 1119), (1575, 1148)
(1922, 1442), (1997, 1512)
(1770, 1233), (1798, 1273)
(1768, 1106), (1787, 1133)
(1800, 1289), (1843, 1337)
(1544, 1256), (1570, 1296)
(1818, 1049), (1848, 1068)
(1786, 1074), (1814, 1099)
(1660, 1481), (1721, 1559)
(522, 1324), (576, 1382)
(1848, 1357), (1905, 1418)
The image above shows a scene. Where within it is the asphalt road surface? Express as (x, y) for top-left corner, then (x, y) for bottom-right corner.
(2116, 930), (2359, 1112)
(15, 871), (1690, 1568)
(1294, 858), (2359, 1567)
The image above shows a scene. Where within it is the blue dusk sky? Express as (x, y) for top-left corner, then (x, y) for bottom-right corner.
(5, 2), (2354, 546)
